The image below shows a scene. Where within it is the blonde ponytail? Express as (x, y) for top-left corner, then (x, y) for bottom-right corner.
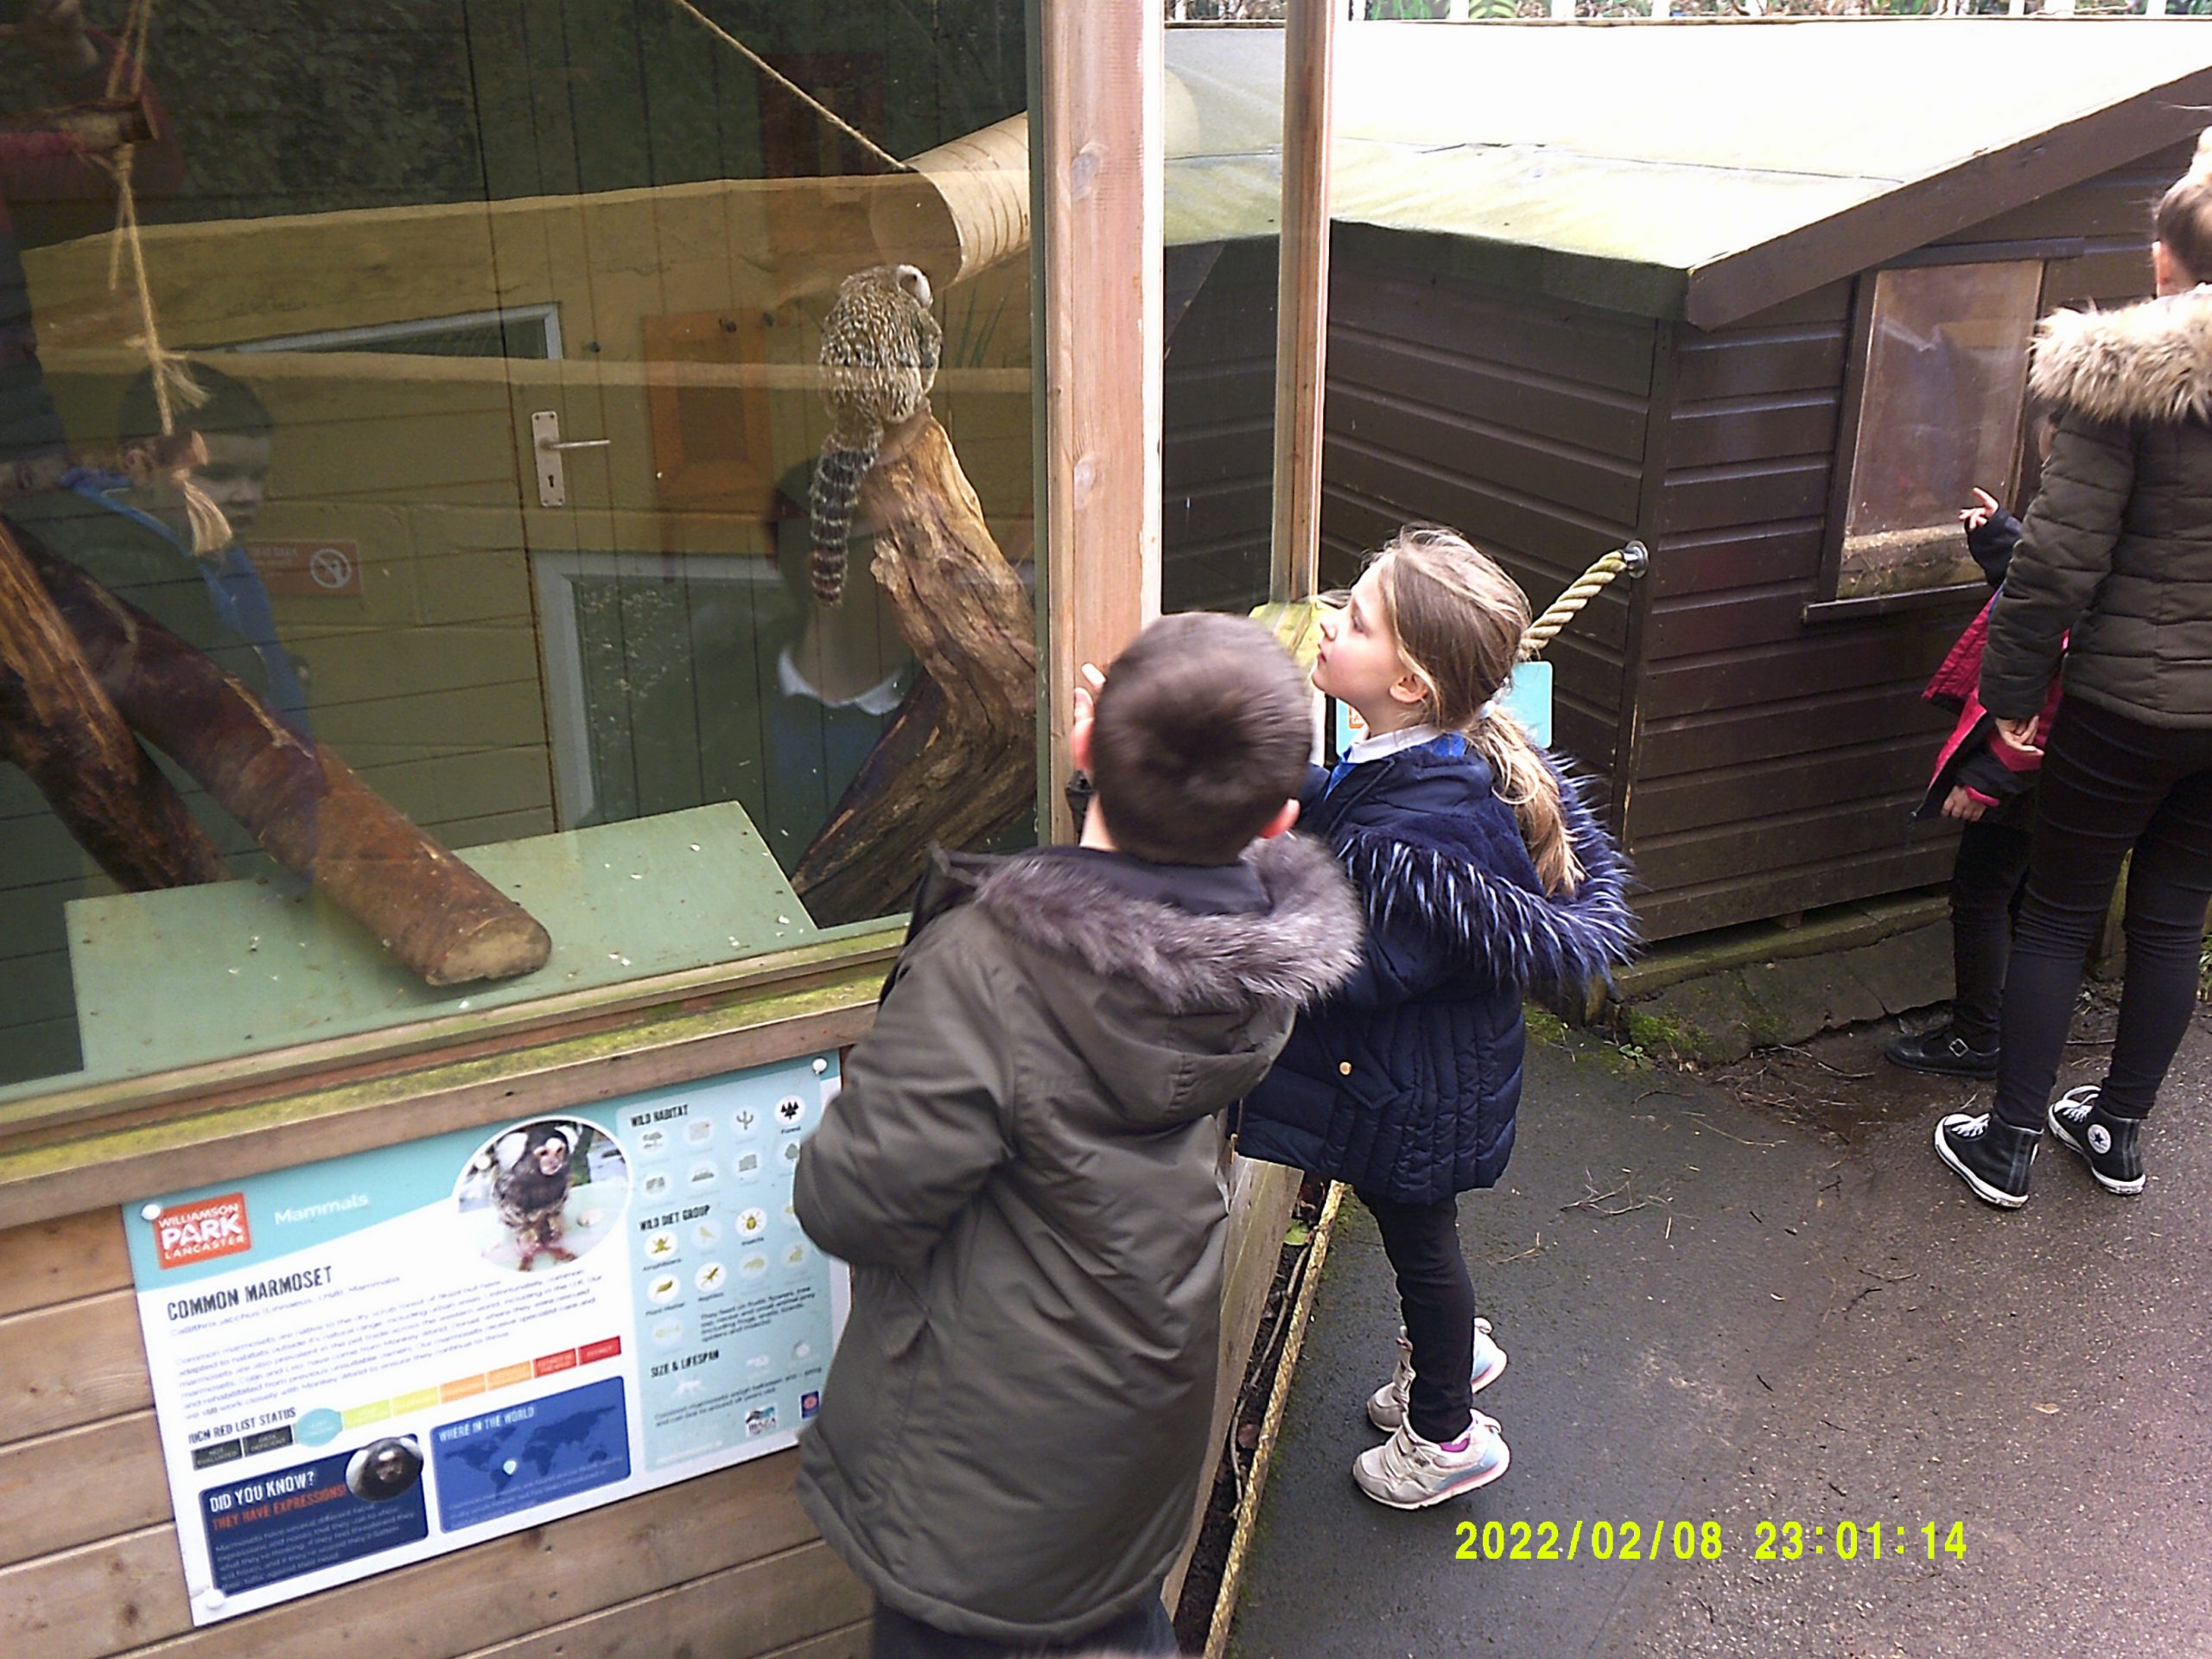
(1471, 706), (1581, 897)
(1370, 525), (1582, 896)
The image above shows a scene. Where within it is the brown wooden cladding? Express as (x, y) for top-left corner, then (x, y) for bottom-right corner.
(1624, 143), (2169, 940)
(1320, 257), (1658, 779)
(0, 1204), (870, 1659)
(1630, 276), (1950, 938)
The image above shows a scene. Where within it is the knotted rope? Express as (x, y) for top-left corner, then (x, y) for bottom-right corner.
(92, 0), (227, 557)
(1519, 540), (1649, 659)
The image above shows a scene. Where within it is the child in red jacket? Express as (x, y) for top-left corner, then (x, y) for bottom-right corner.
(1885, 488), (2063, 1078)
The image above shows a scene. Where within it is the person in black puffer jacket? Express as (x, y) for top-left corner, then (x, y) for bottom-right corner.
(1237, 526), (1637, 1510)
(1934, 129), (2212, 1210)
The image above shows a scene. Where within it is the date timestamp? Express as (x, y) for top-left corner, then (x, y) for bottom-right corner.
(1453, 1520), (1968, 1563)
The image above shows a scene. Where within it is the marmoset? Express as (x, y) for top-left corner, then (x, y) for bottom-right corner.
(809, 263), (942, 606)
(493, 1122), (579, 1270)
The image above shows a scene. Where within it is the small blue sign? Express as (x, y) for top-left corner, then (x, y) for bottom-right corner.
(1497, 660), (1553, 748)
(1329, 661), (1554, 757)
(430, 1376), (630, 1532)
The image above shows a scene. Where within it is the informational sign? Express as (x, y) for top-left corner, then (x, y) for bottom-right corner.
(122, 1053), (849, 1624)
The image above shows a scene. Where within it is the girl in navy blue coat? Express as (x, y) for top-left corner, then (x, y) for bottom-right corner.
(1240, 526), (1636, 1510)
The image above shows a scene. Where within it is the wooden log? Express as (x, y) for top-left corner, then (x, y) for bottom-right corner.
(0, 94), (155, 154)
(790, 411), (1035, 924)
(21, 533), (553, 987)
(0, 520), (226, 891)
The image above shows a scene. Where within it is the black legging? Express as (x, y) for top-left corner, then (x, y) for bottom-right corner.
(1358, 1188), (1475, 1443)
(1993, 696), (2212, 1129)
(1948, 817), (2034, 1051)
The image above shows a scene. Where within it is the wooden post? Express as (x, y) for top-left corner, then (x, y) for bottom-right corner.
(1037, 0), (1162, 843)
(1270, 0), (1335, 605)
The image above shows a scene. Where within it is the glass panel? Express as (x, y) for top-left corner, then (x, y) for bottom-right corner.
(0, 2), (1036, 1096)
(1161, 23), (1282, 618)
(1840, 261), (2041, 601)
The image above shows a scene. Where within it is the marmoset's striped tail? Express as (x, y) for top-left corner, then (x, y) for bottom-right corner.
(808, 440), (879, 605)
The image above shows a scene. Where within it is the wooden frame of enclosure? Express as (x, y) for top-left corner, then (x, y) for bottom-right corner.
(0, 4), (1278, 1658)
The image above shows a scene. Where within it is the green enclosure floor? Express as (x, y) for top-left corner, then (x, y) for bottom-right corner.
(63, 801), (819, 1084)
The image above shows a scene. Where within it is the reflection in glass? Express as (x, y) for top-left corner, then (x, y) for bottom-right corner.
(1162, 27), (1284, 618)
(1841, 262), (2041, 601)
(0, 2), (1036, 1093)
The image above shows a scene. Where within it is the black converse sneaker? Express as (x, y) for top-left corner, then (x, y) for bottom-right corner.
(1884, 1022), (1999, 1079)
(2046, 1084), (2145, 1195)
(1933, 1110), (2038, 1208)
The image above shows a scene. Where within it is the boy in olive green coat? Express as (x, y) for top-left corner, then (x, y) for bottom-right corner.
(794, 613), (1361, 1658)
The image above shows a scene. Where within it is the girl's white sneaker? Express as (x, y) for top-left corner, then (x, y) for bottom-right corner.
(1352, 1414), (1510, 1510)
(1365, 1318), (1508, 1433)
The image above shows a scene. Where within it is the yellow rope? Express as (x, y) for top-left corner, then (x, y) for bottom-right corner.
(95, 0), (226, 556)
(665, 0), (912, 175)
(1202, 1181), (1345, 1659)
(1519, 541), (1649, 659)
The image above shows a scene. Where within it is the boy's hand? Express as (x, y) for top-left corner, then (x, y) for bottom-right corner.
(1070, 661), (1105, 739)
(1940, 786), (1988, 823)
(1958, 486), (2002, 532)
(1993, 715), (2043, 757)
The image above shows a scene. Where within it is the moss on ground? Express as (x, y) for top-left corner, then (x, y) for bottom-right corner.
(1621, 1007), (1700, 1060)
(1524, 1007), (1571, 1047)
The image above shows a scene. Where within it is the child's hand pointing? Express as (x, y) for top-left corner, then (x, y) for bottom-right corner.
(1958, 487), (2002, 531)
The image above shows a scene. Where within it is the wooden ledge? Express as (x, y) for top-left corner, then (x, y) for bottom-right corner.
(0, 929), (900, 1230)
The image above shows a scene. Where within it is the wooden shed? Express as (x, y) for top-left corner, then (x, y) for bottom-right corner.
(1161, 19), (2212, 940)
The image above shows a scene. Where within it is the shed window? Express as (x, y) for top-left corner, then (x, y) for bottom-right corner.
(1839, 262), (2043, 601)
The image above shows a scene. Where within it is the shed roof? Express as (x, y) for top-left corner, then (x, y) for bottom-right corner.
(1165, 20), (2212, 327)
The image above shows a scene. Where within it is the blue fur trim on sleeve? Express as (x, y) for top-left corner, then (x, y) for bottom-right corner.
(1331, 766), (1639, 993)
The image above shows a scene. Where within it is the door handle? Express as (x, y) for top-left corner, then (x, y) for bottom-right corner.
(530, 410), (609, 506)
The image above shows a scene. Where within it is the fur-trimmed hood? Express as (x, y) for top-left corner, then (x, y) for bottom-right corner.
(2030, 284), (2212, 426)
(1333, 763), (1639, 995)
(962, 832), (1363, 1014)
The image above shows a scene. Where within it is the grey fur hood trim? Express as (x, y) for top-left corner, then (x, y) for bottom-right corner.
(2030, 285), (2212, 426)
(969, 833), (1363, 1015)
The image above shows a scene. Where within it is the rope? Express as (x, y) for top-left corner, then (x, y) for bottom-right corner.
(1519, 542), (1646, 659)
(92, 0), (225, 556)
(1202, 1181), (1344, 1659)
(665, 0), (912, 175)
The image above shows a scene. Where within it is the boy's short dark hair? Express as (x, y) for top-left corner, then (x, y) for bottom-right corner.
(1088, 612), (1311, 866)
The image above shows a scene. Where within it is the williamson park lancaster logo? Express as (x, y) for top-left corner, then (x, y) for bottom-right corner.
(155, 1193), (254, 1270)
